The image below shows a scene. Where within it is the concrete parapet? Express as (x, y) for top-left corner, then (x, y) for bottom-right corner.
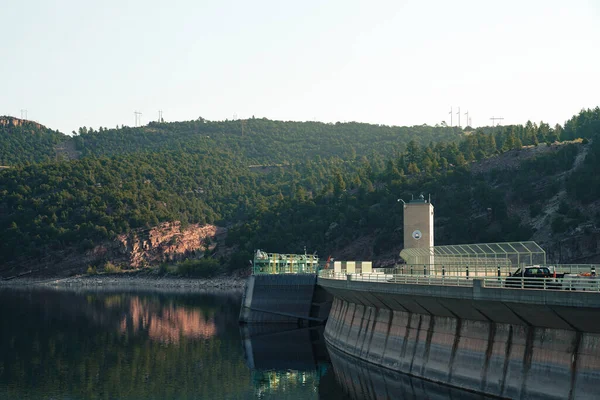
(319, 277), (600, 332)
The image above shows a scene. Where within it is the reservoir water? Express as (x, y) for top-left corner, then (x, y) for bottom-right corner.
(0, 288), (495, 399)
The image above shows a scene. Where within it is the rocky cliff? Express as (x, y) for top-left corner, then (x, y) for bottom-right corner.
(0, 116), (44, 130)
(91, 221), (227, 268)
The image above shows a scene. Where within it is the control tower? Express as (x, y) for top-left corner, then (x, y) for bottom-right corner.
(403, 194), (434, 250)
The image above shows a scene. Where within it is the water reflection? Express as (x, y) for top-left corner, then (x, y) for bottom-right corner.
(241, 325), (334, 398)
(118, 296), (217, 343)
(0, 287), (250, 400)
(240, 323), (500, 400)
(327, 344), (497, 400)
(0, 287), (502, 400)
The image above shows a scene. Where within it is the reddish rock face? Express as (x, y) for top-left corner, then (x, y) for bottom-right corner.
(0, 116), (43, 129)
(115, 222), (225, 268)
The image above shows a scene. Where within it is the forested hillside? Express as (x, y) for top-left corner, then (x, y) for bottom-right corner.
(71, 118), (463, 162)
(0, 117), (67, 166)
(1, 108), (599, 275)
(0, 149), (366, 265)
(229, 108), (600, 265)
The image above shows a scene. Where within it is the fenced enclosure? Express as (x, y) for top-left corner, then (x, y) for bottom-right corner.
(398, 241), (547, 277)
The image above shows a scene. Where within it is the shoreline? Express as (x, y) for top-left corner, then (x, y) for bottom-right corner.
(0, 273), (247, 291)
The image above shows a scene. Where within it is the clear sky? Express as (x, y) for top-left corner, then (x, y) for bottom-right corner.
(1, 0), (599, 134)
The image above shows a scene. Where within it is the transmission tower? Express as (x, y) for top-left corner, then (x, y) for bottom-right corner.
(134, 111), (142, 127)
(490, 116), (504, 127)
(158, 110), (163, 122)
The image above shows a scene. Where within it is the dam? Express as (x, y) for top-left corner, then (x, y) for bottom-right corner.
(241, 195), (600, 398)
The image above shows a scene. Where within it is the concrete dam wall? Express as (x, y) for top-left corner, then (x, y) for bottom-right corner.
(239, 274), (332, 324)
(321, 279), (600, 399)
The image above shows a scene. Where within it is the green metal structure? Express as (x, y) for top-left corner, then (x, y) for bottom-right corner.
(253, 250), (319, 275)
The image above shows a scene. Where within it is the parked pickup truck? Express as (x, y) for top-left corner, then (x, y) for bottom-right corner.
(505, 266), (563, 289)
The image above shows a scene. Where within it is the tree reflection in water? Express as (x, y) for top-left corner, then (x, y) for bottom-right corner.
(0, 288), (251, 400)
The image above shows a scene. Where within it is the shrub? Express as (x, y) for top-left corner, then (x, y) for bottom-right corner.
(557, 200), (569, 215)
(551, 216), (568, 234)
(103, 261), (121, 274)
(158, 263), (169, 275)
(567, 208), (582, 220)
(529, 202), (543, 218)
(86, 265), (97, 275)
(227, 250), (253, 273)
(177, 258), (222, 278)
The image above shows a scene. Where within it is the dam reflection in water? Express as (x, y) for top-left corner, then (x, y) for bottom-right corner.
(240, 325), (496, 400)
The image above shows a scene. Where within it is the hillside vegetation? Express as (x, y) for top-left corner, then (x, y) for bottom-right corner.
(0, 117), (67, 166)
(1, 108), (599, 275)
(71, 118), (463, 162)
(229, 108), (600, 264)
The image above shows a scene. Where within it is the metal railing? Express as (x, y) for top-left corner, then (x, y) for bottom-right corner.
(374, 264), (600, 278)
(378, 264), (512, 278)
(319, 270), (473, 287)
(483, 276), (600, 292)
(318, 269), (600, 292)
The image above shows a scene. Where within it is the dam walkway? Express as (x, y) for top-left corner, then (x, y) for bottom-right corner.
(318, 265), (600, 292)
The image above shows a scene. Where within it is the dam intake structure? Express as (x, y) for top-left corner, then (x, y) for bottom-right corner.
(239, 251), (333, 324)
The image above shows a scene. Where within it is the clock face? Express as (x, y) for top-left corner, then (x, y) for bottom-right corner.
(412, 230), (422, 240)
